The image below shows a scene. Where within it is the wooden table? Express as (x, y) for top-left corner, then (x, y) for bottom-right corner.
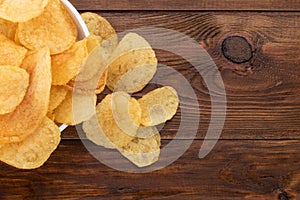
(1, 0), (300, 199)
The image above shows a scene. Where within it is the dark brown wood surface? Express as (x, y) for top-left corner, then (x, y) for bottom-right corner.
(1, 1), (300, 199)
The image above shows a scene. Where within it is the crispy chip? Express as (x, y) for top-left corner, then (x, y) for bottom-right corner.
(0, 18), (17, 40)
(138, 86), (179, 126)
(95, 92), (141, 148)
(54, 91), (96, 125)
(48, 86), (68, 113)
(0, 34), (27, 67)
(65, 69), (108, 95)
(119, 133), (161, 167)
(86, 34), (100, 53)
(0, 47), (51, 144)
(0, 117), (61, 169)
(82, 114), (116, 149)
(136, 126), (159, 139)
(76, 41), (110, 83)
(51, 39), (88, 85)
(107, 33), (157, 93)
(81, 12), (118, 52)
(0, 0), (49, 22)
(0, 66), (29, 114)
(17, 0), (77, 55)
(107, 49), (157, 93)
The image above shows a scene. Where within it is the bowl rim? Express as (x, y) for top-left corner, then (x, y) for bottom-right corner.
(59, 0), (90, 132)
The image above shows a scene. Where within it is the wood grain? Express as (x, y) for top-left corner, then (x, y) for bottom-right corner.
(69, 0), (300, 11)
(0, 140), (299, 199)
(62, 12), (300, 140)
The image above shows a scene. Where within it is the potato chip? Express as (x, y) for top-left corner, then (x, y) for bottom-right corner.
(76, 41), (110, 83)
(54, 91), (96, 125)
(0, 0), (49, 22)
(51, 39), (88, 85)
(111, 92), (141, 137)
(48, 86), (68, 113)
(0, 47), (51, 144)
(0, 117), (61, 169)
(95, 92), (141, 148)
(65, 69), (108, 95)
(138, 86), (179, 126)
(0, 34), (27, 67)
(0, 66), (29, 114)
(0, 18), (17, 40)
(119, 133), (161, 167)
(109, 33), (152, 62)
(17, 0), (77, 55)
(82, 114), (116, 149)
(81, 12), (118, 52)
(107, 33), (157, 93)
(136, 126), (159, 139)
(86, 34), (100, 53)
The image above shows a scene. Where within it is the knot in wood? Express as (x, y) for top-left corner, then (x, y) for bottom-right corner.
(222, 36), (253, 64)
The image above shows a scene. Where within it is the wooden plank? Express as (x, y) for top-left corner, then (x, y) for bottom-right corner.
(69, 0), (300, 11)
(0, 140), (299, 199)
(62, 12), (300, 140)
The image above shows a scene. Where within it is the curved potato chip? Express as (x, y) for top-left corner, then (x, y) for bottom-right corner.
(0, 66), (29, 114)
(82, 114), (116, 149)
(86, 34), (100, 53)
(65, 69), (108, 95)
(54, 91), (96, 125)
(51, 39), (88, 85)
(0, 34), (27, 67)
(119, 133), (161, 167)
(109, 33), (152, 62)
(136, 126), (159, 139)
(48, 86), (68, 113)
(0, 47), (51, 144)
(138, 86), (179, 126)
(95, 92), (141, 148)
(0, 117), (61, 169)
(17, 0), (77, 55)
(0, 0), (49, 22)
(81, 12), (118, 51)
(0, 18), (17, 40)
(107, 49), (157, 93)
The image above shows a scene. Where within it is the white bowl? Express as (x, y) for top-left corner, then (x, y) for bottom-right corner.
(61, 0), (89, 39)
(59, 0), (90, 132)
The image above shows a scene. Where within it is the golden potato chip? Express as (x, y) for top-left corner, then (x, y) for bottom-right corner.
(0, 0), (49, 22)
(136, 126), (159, 139)
(0, 47), (51, 144)
(107, 33), (157, 93)
(65, 69), (108, 95)
(17, 0), (77, 55)
(54, 91), (96, 125)
(0, 117), (61, 169)
(51, 39), (88, 85)
(111, 92), (141, 137)
(76, 42), (111, 83)
(95, 92), (141, 148)
(82, 114), (116, 149)
(86, 34), (100, 53)
(0, 18), (17, 40)
(138, 86), (179, 126)
(0, 34), (27, 67)
(48, 86), (68, 113)
(109, 33), (152, 62)
(119, 133), (161, 167)
(0, 66), (29, 115)
(107, 50), (157, 93)
(81, 12), (118, 52)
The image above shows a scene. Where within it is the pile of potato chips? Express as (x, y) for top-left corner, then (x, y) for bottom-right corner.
(0, 0), (179, 169)
(80, 13), (180, 167)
